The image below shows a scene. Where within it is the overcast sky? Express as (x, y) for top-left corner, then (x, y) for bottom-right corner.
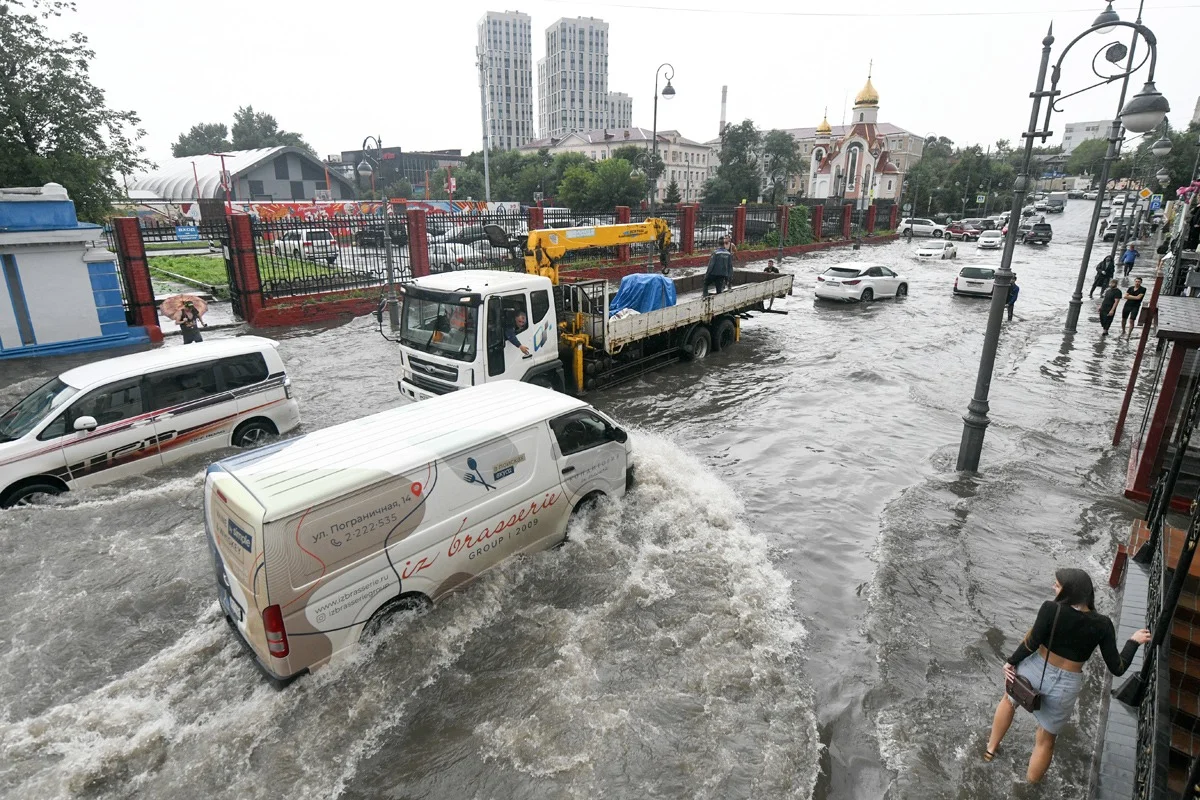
(52, 0), (1200, 174)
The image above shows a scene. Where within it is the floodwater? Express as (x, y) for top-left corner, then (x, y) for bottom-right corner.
(0, 204), (1153, 799)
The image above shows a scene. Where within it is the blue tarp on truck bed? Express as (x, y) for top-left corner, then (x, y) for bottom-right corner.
(608, 273), (677, 316)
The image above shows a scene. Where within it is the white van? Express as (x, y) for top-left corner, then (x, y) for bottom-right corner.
(0, 337), (299, 507)
(204, 381), (632, 685)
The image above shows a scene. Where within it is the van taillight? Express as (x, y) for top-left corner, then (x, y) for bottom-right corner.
(263, 604), (289, 658)
(283, 377), (292, 399)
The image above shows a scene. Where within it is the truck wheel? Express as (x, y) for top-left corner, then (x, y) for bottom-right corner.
(712, 318), (736, 351)
(684, 327), (711, 360)
(529, 373), (560, 392)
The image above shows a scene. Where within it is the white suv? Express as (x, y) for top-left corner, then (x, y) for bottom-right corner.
(0, 337), (300, 507)
(898, 218), (944, 238)
(272, 229), (340, 264)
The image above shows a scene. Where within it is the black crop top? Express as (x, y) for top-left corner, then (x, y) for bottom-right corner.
(1007, 600), (1140, 676)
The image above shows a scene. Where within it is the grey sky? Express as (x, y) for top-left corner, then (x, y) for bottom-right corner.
(54, 1), (1200, 173)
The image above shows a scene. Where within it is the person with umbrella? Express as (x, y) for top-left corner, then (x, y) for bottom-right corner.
(162, 294), (209, 344)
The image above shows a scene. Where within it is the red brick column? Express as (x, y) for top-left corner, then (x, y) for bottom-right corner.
(227, 213), (264, 325)
(812, 205), (824, 242)
(889, 204), (899, 231)
(112, 217), (163, 341)
(842, 204), (853, 239)
(407, 208), (431, 278)
(733, 205), (747, 245)
(680, 204), (696, 255)
(616, 205), (631, 262)
(866, 204), (877, 234)
(528, 205), (544, 232)
(777, 205), (790, 244)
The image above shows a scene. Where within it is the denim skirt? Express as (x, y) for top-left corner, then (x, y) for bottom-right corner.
(1009, 652), (1084, 734)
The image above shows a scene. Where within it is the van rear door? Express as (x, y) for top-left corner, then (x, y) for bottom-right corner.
(205, 467), (269, 665)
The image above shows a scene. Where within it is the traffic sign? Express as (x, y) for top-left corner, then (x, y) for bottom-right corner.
(976, 194), (986, 204)
(1139, 187), (1152, 199)
(1150, 193), (1163, 210)
(903, 203), (912, 212)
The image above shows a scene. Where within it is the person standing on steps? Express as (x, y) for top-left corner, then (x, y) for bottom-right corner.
(1006, 277), (1019, 322)
(703, 238), (733, 296)
(1121, 243), (1140, 278)
(984, 568), (1150, 783)
(1121, 277), (1146, 338)
(1098, 279), (1121, 335)
(1089, 256), (1114, 299)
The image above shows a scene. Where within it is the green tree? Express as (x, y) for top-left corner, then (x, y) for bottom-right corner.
(704, 119), (763, 204)
(171, 123), (231, 157)
(664, 179), (682, 204)
(229, 106), (312, 153)
(1065, 138), (1109, 177)
(556, 164), (595, 209)
(0, 0), (148, 221)
(762, 129), (801, 203)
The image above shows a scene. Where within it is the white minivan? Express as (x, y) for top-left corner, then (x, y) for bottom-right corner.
(204, 381), (632, 685)
(0, 337), (299, 507)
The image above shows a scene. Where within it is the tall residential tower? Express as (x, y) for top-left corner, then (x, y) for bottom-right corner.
(477, 11), (535, 151)
(537, 16), (631, 139)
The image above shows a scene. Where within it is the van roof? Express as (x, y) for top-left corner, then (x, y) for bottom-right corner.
(60, 336), (280, 390)
(216, 381), (589, 522)
(410, 269), (548, 293)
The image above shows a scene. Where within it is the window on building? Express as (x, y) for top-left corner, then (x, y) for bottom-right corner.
(290, 181), (306, 200)
(274, 156), (289, 180)
(248, 179), (264, 196)
(300, 159), (324, 181)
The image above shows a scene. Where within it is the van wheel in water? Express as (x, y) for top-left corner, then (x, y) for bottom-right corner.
(712, 318), (736, 351)
(561, 491), (606, 546)
(0, 480), (63, 508)
(233, 419), (278, 448)
(361, 593), (431, 640)
(684, 326), (711, 360)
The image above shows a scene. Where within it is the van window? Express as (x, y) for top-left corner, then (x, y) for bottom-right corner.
(530, 289), (550, 324)
(222, 353), (270, 389)
(147, 365), (220, 411)
(69, 379), (146, 427)
(551, 410), (611, 455)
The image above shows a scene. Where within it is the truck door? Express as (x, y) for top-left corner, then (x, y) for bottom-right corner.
(485, 292), (534, 382)
(549, 409), (628, 506)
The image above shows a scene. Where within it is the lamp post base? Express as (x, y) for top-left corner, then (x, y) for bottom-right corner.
(957, 399), (991, 472)
(1064, 294), (1084, 333)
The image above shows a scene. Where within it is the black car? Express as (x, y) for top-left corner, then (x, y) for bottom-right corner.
(1021, 222), (1053, 245)
(354, 222), (407, 248)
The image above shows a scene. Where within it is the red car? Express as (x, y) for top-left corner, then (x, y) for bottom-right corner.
(946, 222), (982, 241)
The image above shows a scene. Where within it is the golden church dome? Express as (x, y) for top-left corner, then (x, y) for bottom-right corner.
(816, 115), (832, 135)
(854, 76), (879, 107)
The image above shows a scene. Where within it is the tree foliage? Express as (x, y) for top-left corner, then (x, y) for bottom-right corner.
(1111, 121), (1200, 194)
(703, 119), (764, 204)
(664, 179), (682, 204)
(172, 106), (313, 157)
(0, 0), (149, 221)
(900, 134), (1019, 217)
(171, 123), (231, 158)
(1065, 138), (1109, 178)
(762, 129), (802, 204)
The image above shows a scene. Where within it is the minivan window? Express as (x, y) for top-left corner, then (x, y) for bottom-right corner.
(307, 231), (332, 241)
(0, 378), (78, 442)
(551, 410), (611, 455)
(222, 354), (270, 390)
(147, 365), (220, 411)
(70, 380), (146, 427)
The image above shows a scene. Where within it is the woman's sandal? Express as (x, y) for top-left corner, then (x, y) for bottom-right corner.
(983, 746), (1000, 762)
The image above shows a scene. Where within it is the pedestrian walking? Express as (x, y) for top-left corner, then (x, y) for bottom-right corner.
(1121, 243), (1139, 278)
(1098, 279), (1121, 335)
(1099, 218), (1108, 238)
(984, 568), (1150, 782)
(1006, 278), (1019, 321)
(1120, 277), (1146, 337)
(178, 301), (207, 344)
(1089, 256), (1114, 299)
(703, 238), (734, 295)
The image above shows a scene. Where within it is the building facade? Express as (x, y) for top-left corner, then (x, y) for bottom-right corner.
(478, 11), (535, 151)
(536, 16), (631, 139)
(1061, 120), (1109, 153)
(520, 127), (713, 203)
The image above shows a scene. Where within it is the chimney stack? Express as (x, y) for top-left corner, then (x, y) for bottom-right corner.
(719, 85), (728, 136)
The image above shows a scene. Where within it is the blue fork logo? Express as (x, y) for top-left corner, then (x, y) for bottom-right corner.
(463, 457), (495, 491)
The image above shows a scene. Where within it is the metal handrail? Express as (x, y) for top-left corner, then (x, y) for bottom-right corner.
(1131, 526), (1170, 799)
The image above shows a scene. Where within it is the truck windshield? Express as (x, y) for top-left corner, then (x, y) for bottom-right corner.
(399, 296), (479, 362)
(0, 378), (78, 442)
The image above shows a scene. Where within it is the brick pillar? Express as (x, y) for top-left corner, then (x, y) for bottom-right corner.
(528, 205), (544, 232)
(616, 205), (631, 262)
(812, 205), (824, 242)
(680, 204), (696, 255)
(866, 204), (877, 234)
(842, 203), (853, 240)
(112, 217), (162, 341)
(889, 204), (899, 231)
(406, 208), (431, 278)
(227, 214), (264, 325)
(733, 205), (747, 245)
(777, 205), (790, 245)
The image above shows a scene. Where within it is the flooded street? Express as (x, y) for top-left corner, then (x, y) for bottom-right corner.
(0, 204), (1152, 798)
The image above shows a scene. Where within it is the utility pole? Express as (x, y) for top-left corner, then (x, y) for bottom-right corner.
(477, 47), (492, 202)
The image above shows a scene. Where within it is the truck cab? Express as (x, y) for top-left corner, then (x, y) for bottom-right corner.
(397, 270), (563, 402)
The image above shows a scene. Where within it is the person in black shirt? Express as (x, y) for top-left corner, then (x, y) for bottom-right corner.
(1098, 279), (1121, 335)
(1089, 256), (1114, 299)
(985, 568), (1150, 782)
(1120, 277), (1146, 338)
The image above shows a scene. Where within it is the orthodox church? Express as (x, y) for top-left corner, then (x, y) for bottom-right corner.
(784, 69), (919, 203)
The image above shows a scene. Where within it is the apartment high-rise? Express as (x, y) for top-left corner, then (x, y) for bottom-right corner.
(537, 16), (631, 139)
(477, 11), (535, 151)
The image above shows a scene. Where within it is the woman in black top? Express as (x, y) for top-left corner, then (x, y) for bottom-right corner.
(985, 568), (1150, 782)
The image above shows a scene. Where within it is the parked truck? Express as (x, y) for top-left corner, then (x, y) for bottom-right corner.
(394, 219), (794, 399)
(1046, 191), (1068, 213)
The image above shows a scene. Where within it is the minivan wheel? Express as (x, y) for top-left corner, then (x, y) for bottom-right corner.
(1, 480), (63, 508)
(361, 594), (431, 640)
(232, 419), (278, 448)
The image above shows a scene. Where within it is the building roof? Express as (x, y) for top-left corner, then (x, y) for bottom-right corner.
(130, 147), (355, 201)
(1155, 294), (1200, 343)
(816, 115), (832, 135)
(60, 336), (281, 390)
(520, 128), (706, 151)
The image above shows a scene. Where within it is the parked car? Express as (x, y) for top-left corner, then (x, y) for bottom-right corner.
(814, 263), (908, 302)
(0, 337), (300, 507)
(272, 229), (339, 264)
(429, 224), (491, 245)
(946, 221), (982, 241)
(353, 221), (407, 249)
(428, 242), (478, 273)
(1112, 194), (1127, 206)
(953, 266), (997, 298)
(966, 217), (997, 231)
(916, 240), (958, 259)
(695, 224), (733, 245)
(898, 218), (944, 238)
(1103, 222), (1135, 243)
(1021, 222), (1053, 245)
(1084, 190), (1099, 200)
(1099, 204), (1112, 218)
(977, 230), (1004, 249)
(1021, 206), (1037, 218)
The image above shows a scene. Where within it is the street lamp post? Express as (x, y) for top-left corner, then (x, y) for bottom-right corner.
(649, 63), (675, 213)
(959, 3), (1169, 471)
(476, 47), (493, 202)
(357, 135), (401, 332)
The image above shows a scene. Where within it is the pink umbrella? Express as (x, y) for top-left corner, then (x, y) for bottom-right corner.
(160, 294), (208, 323)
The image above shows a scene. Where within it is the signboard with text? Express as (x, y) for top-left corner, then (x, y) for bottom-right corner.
(175, 226), (200, 241)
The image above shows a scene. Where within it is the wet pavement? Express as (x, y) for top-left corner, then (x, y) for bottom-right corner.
(0, 204), (1158, 799)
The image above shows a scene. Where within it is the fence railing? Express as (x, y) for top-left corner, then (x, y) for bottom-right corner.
(743, 205), (777, 246)
(1131, 523), (1170, 800)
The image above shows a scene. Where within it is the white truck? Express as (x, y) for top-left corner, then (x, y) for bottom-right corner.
(1046, 191), (1068, 213)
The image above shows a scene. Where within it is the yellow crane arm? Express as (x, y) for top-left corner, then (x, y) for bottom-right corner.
(524, 218), (672, 285)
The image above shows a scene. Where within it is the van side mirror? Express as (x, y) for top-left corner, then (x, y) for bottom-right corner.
(73, 416), (98, 432)
(608, 426), (628, 444)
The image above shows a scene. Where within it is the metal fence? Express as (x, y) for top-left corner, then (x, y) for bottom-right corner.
(255, 214), (412, 300)
(695, 206), (737, 248)
(744, 204), (777, 246)
(425, 209), (527, 274)
(821, 205), (845, 239)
